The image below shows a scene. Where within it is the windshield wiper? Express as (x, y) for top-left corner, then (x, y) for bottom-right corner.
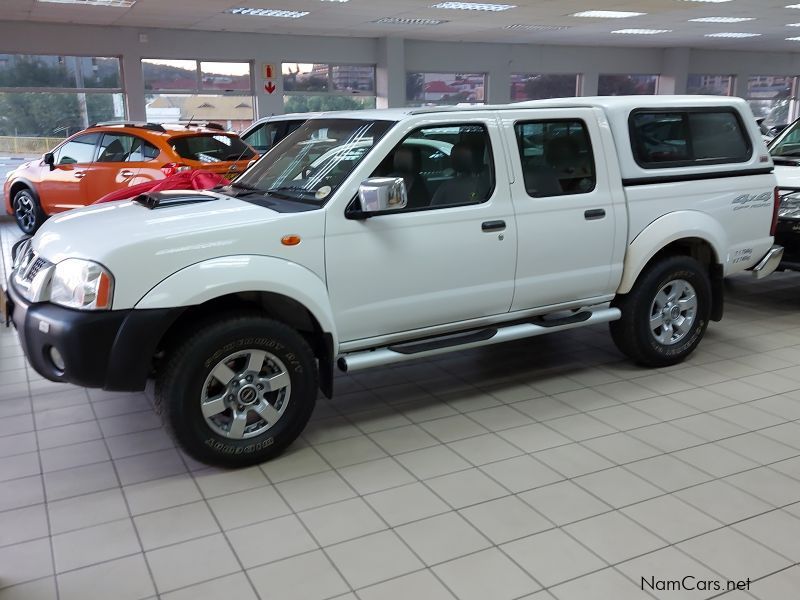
(217, 181), (264, 197)
(266, 186), (316, 198)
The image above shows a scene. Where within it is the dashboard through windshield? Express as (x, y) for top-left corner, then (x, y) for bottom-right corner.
(234, 118), (395, 204)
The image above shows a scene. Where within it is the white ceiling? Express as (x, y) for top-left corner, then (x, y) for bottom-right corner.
(5, 0), (800, 51)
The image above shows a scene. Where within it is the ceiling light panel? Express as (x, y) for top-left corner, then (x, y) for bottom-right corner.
(571, 11), (645, 19)
(612, 29), (671, 35)
(787, 36), (800, 40)
(37, 0), (135, 6)
(680, 0), (734, 3)
(431, 2), (516, 11)
(788, 4), (800, 8)
(705, 32), (761, 38)
(505, 24), (570, 31)
(374, 17), (448, 25)
(689, 17), (755, 23)
(224, 7), (309, 18)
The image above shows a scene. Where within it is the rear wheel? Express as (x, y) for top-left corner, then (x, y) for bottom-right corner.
(611, 256), (711, 367)
(155, 314), (318, 467)
(12, 188), (45, 235)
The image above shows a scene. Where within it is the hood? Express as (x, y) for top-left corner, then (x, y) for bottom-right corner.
(32, 190), (325, 309)
(775, 164), (800, 189)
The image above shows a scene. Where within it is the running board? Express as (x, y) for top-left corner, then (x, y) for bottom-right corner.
(337, 307), (621, 373)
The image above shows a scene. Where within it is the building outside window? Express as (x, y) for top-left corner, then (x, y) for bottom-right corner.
(686, 74), (734, 96)
(142, 59), (255, 131)
(282, 63), (377, 112)
(598, 74), (659, 96)
(0, 54), (125, 152)
(745, 75), (796, 128)
(510, 74), (581, 101)
(406, 72), (487, 106)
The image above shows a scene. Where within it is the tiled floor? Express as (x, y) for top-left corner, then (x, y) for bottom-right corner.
(2, 214), (800, 600)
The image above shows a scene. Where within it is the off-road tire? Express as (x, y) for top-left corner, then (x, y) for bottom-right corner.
(155, 313), (317, 467)
(610, 255), (711, 367)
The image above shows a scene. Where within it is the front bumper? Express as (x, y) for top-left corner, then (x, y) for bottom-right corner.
(6, 279), (183, 391)
(751, 245), (784, 280)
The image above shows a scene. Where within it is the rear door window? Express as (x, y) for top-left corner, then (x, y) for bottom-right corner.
(169, 134), (256, 163)
(514, 120), (596, 197)
(54, 133), (100, 165)
(630, 109), (751, 167)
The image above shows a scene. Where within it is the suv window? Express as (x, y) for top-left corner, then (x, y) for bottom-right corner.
(170, 134), (255, 163)
(54, 133), (100, 165)
(371, 124), (495, 210)
(631, 109), (751, 168)
(514, 120), (596, 197)
(97, 133), (160, 163)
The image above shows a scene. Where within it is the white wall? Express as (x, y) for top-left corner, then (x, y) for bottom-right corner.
(0, 20), (798, 119)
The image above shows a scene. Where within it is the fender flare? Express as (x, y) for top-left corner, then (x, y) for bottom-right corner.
(6, 177), (40, 211)
(134, 255), (338, 349)
(617, 211), (727, 294)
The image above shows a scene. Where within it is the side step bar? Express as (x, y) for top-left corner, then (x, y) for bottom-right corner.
(338, 307), (621, 373)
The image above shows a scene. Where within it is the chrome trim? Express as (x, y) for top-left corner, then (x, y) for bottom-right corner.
(752, 245), (784, 280)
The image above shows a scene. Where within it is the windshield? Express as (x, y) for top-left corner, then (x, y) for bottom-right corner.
(234, 118), (394, 203)
(769, 117), (800, 157)
(170, 134), (256, 163)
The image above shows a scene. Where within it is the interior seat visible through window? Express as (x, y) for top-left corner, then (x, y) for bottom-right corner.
(389, 146), (430, 209)
(430, 142), (489, 207)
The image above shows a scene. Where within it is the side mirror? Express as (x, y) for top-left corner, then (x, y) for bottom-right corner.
(43, 152), (55, 170)
(357, 177), (408, 214)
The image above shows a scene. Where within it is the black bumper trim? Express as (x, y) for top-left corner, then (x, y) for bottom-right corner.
(8, 281), (184, 391)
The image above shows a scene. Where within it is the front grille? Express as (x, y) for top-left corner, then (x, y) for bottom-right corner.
(23, 257), (47, 283)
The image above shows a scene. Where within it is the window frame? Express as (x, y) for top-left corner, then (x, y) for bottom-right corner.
(628, 107), (753, 170)
(142, 58), (254, 96)
(0, 53), (124, 94)
(686, 74), (735, 96)
(54, 132), (102, 165)
(96, 132), (159, 163)
(281, 63), (377, 97)
(405, 72), (488, 107)
(513, 118), (598, 198)
(357, 121), (497, 216)
(598, 74), (660, 97)
(509, 73), (582, 102)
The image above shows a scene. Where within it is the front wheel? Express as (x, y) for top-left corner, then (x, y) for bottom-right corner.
(155, 314), (318, 467)
(610, 255), (711, 367)
(12, 188), (45, 235)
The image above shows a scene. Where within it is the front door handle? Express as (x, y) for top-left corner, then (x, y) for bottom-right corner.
(73, 172), (86, 179)
(120, 170), (135, 178)
(584, 209), (606, 220)
(482, 220), (506, 232)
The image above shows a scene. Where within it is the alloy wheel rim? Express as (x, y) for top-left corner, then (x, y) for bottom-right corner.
(14, 195), (34, 230)
(649, 278), (697, 346)
(200, 349), (291, 439)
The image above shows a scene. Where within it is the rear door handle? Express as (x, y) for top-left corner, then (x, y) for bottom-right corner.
(73, 172), (86, 179)
(120, 170), (135, 178)
(584, 209), (606, 220)
(482, 220), (506, 232)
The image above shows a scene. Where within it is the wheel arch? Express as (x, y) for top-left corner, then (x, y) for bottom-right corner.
(136, 256), (338, 398)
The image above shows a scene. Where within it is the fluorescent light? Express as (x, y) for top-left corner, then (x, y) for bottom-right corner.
(224, 7), (309, 18)
(680, 0), (734, 3)
(373, 17), (448, 25)
(612, 29), (671, 35)
(704, 32), (761, 38)
(788, 23), (800, 26)
(571, 11), (645, 19)
(505, 24), (570, 31)
(320, 0), (348, 2)
(431, 2), (515, 11)
(787, 36), (800, 40)
(788, 4), (800, 8)
(689, 17), (755, 23)
(37, 0), (135, 5)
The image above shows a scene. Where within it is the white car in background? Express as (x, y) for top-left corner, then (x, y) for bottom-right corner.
(240, 112), (319, 154)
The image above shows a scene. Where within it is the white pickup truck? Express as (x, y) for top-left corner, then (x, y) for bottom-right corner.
(3, 96), (783, 466)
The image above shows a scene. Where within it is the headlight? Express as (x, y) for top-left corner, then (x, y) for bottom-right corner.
(50, 259), (114, 310)
(779, 192), (800, 219)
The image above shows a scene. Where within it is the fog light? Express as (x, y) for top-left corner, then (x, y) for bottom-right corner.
(49, 346), (65, 372)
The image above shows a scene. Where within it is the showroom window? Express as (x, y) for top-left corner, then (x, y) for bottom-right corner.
(510, 74), (581, 102)
(406, 72), (487, 106)
(142, 59), (255, 131)
(745, 75), (797, 127)
(0, 54), (125, 151)
(687, 74), (734, 96)
(282, 63), (377, 112)
(598, 74), (659, 96)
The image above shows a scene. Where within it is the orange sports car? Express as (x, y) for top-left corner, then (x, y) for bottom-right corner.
(4, 121), (257, 233)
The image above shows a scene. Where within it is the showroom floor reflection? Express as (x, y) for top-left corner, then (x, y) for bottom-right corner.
(1, 216), (799, 600)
